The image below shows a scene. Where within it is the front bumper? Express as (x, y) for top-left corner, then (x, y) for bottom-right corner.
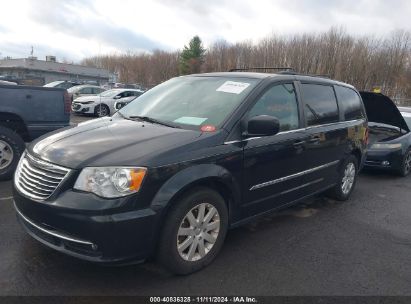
(72, 102), (95, 114)
(365, 148), (403, 170)
(13, 188), (160, 264)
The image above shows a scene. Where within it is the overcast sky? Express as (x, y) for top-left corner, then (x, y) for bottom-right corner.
(0, 0), (410, 62)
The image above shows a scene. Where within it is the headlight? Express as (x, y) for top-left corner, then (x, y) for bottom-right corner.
(370, 143), (402, 149)
(74, 167), (147, 198)
(80, 101), (94, 105)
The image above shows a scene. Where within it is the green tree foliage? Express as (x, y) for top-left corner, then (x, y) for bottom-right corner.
(179, 36), (206, 75)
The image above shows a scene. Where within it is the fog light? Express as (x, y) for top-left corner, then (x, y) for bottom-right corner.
(381, 161), (390, 166)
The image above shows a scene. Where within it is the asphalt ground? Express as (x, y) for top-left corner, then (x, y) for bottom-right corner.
(1, 113), (411, 296)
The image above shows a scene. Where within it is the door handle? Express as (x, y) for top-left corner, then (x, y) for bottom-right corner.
(293, 140), (306, 147)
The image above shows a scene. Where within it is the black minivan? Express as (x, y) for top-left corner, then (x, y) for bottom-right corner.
(13, 72), (368, 274)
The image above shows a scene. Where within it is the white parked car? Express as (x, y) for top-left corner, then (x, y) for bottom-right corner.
(44, 80), (82, 89)
(68, 85), (106, 101)
(72, 89), (144, 117)
(0, 80), (17, 85)
(114, 95), (140, 110)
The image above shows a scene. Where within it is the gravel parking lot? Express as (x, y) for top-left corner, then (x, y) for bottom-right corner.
(1, 114), (411, 296)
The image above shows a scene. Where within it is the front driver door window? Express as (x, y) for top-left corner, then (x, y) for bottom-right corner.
(242, 83), (307, 216)
(248, 83), (299, 131)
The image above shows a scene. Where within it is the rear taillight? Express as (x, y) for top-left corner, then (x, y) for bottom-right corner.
(63, 90), (71, 114)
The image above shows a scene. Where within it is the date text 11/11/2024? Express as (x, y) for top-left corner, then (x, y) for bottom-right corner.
(149, 296), (258, 303)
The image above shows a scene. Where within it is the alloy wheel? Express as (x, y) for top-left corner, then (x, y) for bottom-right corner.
(96, 105), (108, 117)
(177, 203), (220, 262)
(0, 140), (14, 170)
(341, 162), (356, 195)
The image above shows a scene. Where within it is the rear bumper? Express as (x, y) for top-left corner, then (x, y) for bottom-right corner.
(364, 149), (403, 170)
(13, 188), (161, 264)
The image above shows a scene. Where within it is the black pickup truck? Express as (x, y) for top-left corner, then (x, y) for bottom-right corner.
(0, 84), (70, 180)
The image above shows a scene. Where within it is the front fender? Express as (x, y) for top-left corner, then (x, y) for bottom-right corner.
(151, 164), (242, 222)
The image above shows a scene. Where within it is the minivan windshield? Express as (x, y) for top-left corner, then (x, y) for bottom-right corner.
(118, 76), (259, 130)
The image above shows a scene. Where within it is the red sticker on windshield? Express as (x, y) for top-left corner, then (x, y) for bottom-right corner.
(201, 125), (216, 132)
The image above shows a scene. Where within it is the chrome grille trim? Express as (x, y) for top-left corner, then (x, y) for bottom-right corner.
(14, 202), (94, 246)
(14, 152), (71, 201)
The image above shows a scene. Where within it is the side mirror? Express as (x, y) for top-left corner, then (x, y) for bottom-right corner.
(246, 115), (280, 137)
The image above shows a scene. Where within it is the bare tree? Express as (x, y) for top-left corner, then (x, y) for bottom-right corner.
(81, 28), (411, 101)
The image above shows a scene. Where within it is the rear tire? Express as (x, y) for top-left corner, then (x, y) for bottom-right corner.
(0, 126), (25, 181)
(157, 187), (228, 275)
(397, 148), (411, 177)
(327, 155), (358, 201)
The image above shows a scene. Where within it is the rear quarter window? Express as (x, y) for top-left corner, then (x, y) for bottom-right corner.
(301, 83), (339, 126)
(335, 86), (365, 121)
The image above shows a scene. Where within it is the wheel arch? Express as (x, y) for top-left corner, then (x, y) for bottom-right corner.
(351, 148), (362, 167)
(149, 164), (241, 251)
(152, 164), (241, 222)
(0, 112), (29, 141)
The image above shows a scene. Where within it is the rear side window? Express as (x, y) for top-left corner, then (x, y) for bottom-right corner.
(80, 87), (93, 94)
(301, 84), (339, 126)
(92, 88), (102, 94)
(335, 86), (364, 120)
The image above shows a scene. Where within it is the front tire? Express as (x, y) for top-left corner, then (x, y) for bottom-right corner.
(94, 104), (110, 117)
(157, 187), (228, 275)
(397, 148), (411, 177)
(328, 155), (358, 201)
(0, 126), (25, 181)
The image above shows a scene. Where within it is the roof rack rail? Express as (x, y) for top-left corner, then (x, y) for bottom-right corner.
(312, 74), (331, 79)
(229, 67), (294, 72)
(277, 71), (332, 79)
(228, 67), (332, 79)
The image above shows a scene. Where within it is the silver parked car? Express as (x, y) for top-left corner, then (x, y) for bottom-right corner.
(72, 89), (144, 117)
(68, 85), (106, 101)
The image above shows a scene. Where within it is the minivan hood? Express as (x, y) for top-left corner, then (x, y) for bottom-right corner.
(29, 117), (201, 169)
(360, 91), (410, 132)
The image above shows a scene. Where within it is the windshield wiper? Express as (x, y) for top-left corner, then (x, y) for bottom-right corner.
(128, 116), (181, 128)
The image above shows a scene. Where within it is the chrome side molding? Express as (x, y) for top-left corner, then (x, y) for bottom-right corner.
(250, 160), (339, 191)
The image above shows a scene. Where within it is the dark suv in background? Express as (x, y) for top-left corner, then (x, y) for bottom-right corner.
(13, 71), (368, 274)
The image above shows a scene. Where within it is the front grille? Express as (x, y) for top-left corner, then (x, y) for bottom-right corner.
(72, 103), (81, 110)
(14, 153), (71, 201)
